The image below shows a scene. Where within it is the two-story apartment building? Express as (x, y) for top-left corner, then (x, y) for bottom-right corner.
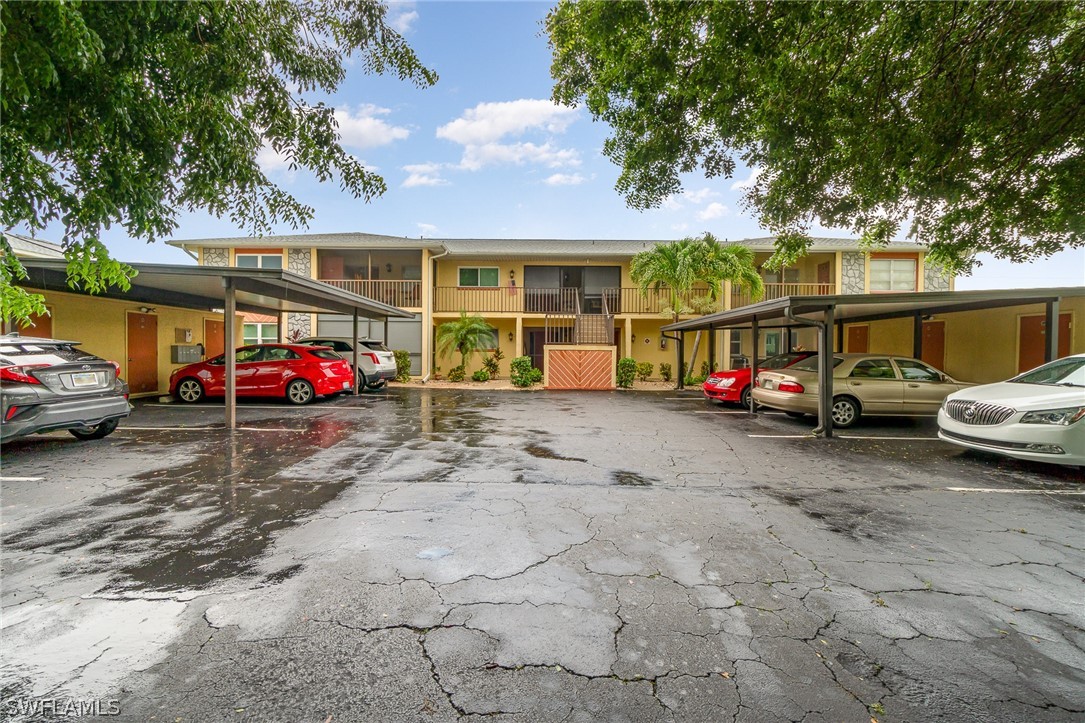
(167, 233), (955, 380)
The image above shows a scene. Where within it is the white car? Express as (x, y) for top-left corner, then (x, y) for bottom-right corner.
(295, 337), (398, 390)
(938, 354), (1085, 466)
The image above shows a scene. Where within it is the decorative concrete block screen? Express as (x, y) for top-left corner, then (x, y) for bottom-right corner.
(544, 346), (616, 390)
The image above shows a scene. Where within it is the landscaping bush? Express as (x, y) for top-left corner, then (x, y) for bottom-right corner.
(393, 349), (412, 382)
(482, 348), (504, 378)
(510, 355), (543, 387)
(471, 368), (490, 382)
(616, 357), (637, 388)
(447, 365), (466, 382)
(659, 363), (672, 382)
(700, 360), (715, 378)
(635, 361), (654, 382)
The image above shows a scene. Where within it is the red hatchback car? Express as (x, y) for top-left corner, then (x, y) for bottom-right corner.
(169, 344), (354, 405)
(702, 351), (817, 407)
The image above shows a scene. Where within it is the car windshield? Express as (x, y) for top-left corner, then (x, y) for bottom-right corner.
(1009, 356), (1085, 387)
(760, 352), (809, 370)
(790, 355), (843, 372)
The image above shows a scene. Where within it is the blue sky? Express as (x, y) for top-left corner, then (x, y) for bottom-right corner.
(34, 1), (1085, 289)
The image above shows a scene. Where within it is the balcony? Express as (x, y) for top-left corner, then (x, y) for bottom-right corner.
(731, 282), (836, 309)
(434, 286), (717, 315)
(319, 279), (422, 309)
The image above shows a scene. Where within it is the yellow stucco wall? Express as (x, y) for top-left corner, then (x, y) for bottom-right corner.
(26, 288), (242, 396)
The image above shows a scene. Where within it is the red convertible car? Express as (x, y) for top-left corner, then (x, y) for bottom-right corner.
(702, 351), (817, 407)
(169, 344), (354, 405)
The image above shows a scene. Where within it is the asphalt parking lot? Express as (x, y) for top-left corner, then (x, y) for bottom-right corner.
(1, 388), (1082, 722)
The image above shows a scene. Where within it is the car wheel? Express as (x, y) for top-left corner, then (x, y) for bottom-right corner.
(739, 386), (751, 409)
(366, 378), (387, 391)
(785, 411), (806, 419)
(69, 418), (120, 440)
(831, 396), (861, 428)
(286, 378), (315, 405)
(176, 378), (204, 403)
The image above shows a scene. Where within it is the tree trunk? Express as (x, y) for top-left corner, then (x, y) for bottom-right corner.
(688, 330), (703, 377)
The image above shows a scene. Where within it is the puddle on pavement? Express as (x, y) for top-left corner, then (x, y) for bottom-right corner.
(612, 470), (654, 486)
(4, 417), (359, 596)
(524, 444), (586, 463)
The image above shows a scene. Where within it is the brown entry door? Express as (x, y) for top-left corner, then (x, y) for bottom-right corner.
(126, 312), (159, 394)
(1018, 313), (1071, 373)
(525, 329), (546, 372)
(204, 319), (225, 359)
(921, 321), (945, 370)
(846, 325), (869, 353)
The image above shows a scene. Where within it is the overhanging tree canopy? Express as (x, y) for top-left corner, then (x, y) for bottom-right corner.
(1, 0), (437, 322)
(547, 1), (1085, 275)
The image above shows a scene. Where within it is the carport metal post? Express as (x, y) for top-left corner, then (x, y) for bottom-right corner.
(223, 277), (237, 430)
(352, 308), (361, 395)
(1045, 299), (1060, 362)
(676, 333), (685, 390)
(817, 306), (835, 438)
(749, 319), (759, 414)
(708, 328), (716, 372)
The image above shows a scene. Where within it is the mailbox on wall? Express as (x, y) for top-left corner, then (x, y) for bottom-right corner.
(171, 345), (202, 364)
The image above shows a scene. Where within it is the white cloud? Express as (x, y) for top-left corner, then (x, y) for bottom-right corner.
(402, 162), (448, 188)
(438, 99), (578, 145)
(417, 222), (437, 236)
(334, 104), (409, 149)
(437, 99), (581, 172)
(698, 202), (729, 221)
(257, 144), (293, 174)
(731, 167), (763, 191)
(388, 3), (419, 33)
(544, 173), (586, 186)
(671, 222), (690, 232)
(683, 188), (719, 204)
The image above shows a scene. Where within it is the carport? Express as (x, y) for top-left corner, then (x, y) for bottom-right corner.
(662, 287), (1083, 438)
(18, 259), (414, 429)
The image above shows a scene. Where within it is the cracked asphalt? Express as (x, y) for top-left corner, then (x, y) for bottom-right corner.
(1, 388), (1083, 722)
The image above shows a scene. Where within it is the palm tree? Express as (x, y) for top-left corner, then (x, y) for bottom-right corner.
(630, 233), (764, 377)
(436, 311), (495, 371)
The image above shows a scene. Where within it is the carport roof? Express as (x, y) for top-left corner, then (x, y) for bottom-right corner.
(661, 287), (1085, 331)
(18, 259), (415, 320)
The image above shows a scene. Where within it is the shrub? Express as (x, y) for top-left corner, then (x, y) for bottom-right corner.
(700, 360), (715, 378)
(393, 349), (412, 382)
(471, 368), (490, 382)
(635, 361), (654, 382)
(616, 357), (637, 388)
(510, 355), (543, 387)
(447, 365), (466, 382)
(685, 373), (706, 386)
(482, 348), (504, 378)
(659, 363), (672, 382)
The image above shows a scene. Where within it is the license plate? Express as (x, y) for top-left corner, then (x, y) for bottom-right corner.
(70, 372), (99, 388)
(342, 381), (351, 389)
(763, 380), (774, 390)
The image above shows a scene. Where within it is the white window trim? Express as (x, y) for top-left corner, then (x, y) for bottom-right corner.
(869, 257), (917, 292)
(243, 322), (279, 345)
(235, 253), (284, 269)
(458, 266), (500, 288)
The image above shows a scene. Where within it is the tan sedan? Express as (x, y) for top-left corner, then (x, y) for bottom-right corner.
(753, 353), (973, 428)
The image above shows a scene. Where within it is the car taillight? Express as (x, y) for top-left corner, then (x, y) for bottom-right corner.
(363, 353), (380, 365)
(778, 381), (805, 393)
(5, 405), (21, 420)
(109, 361), (122, 377)
(0, 365), (48, 385)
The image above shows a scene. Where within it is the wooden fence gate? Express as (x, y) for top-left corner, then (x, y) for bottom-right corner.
(544, 346), (615, 390)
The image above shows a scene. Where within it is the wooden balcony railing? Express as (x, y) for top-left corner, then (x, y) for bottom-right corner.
(731, 282), (836, 309)
(319, 279), (422, 308)
(603, 287), (717, 315)
(434, 287), (580, 314)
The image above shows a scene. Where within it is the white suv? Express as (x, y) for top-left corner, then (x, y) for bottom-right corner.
(295, 337), (398, 390)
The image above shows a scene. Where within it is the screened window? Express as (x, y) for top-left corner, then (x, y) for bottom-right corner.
(869, 258), (916, 291)
(243, 323), (278, 345)
(235, 253), (283, 269)
(459, 267), (500, 287)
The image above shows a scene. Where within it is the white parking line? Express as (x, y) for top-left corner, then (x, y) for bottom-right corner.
(119, 426), (300, 432)
(0, 477), (43, 482)
(838, 435), (939, 441)
(747, 434), (814, 438)
(665, 397), (706, 400)
(695, 410), (784, 415)
(142, 403), (375, 410)
(946, 487), (1085, 495)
